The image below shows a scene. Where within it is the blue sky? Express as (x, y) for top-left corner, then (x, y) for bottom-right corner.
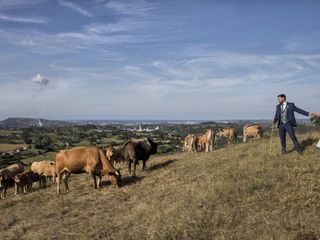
(0, 0), (319, 120)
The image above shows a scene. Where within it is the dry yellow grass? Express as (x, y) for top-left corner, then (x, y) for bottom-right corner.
(0, 132), (319, 240)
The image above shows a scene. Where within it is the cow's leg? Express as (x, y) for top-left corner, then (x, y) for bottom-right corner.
(132, 159), (137, 177)
(56, 173), (62, 194)
(63, 172), (71, 193)
(43, 176), (47, 188)
(205, 143), (209, 152)
(3, 187), (7, 198)
(15, 183), (18, 195)
(91, 173), (97, 189)
(97, 174), (102, 189)
(128, 160), (132, 175)
(142, 161), (147, 171)
(52, 174), (56, 183)
(40, 177), (43, 188)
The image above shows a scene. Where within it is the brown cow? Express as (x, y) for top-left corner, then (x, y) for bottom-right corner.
(216, 128), (238, 144)
(243, 124), (263, 143)
(183, 134), (196, 152)
(0, 163), (24, 199)
(31, 160), (56, 188)
(123, 138), (157, 177)
(14, 170), (40, 195)
(55, 147), (121, 194)
(195, 128), (214, 152)
(106, 146), (124, 166)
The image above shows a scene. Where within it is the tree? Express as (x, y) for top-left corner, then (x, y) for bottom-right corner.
(22, 130), (33, 144)
(34, 135), (53, 151)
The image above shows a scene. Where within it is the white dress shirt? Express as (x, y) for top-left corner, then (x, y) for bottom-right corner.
(281, 101), (287, 110)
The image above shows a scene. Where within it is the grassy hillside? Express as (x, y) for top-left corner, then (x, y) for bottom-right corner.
(0, 132), (319, 240)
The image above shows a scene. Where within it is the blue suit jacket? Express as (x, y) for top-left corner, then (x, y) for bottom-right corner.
(274, 102), (309, 128)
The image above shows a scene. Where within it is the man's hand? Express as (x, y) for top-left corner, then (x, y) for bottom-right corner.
(309, 112), (320, 118)
(309, 112), (319, 117)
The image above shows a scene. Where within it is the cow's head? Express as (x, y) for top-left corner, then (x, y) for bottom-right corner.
(147, 138), (158, 154)
(14, 175), (22, 184)
(216, 129), (224, 138)
(106, 145), (114, 161)
(108, 169), (121, 187)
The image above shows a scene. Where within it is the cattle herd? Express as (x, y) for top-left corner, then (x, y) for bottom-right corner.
(183, 124), (263, 152)
(0, 124), (263, 199)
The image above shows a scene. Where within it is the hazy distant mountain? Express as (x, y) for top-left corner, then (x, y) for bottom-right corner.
(0, 118), (73, 129)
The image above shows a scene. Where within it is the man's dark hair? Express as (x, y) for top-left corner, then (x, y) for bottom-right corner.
(277, 94), (286, 99)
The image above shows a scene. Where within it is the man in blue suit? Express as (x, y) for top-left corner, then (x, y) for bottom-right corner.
(273, 94), (315, 155)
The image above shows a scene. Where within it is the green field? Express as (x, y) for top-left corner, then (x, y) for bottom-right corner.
(22, 151), (57, 166)
(0, 130), (22, 135)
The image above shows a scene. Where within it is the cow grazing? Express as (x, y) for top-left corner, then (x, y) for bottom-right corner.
(106, 146), (124, 166)
(183, 134), (196, 152)
(55, 147), (121, 194)
(123, 138), (157, 177)
(31, 160), (56, 188)
(195, 128), (214, 152)
(0, 163), (24, 199)
(216, 128), (238, 144)
(243, 124), (263, 143)
(14, 170), (40, 195)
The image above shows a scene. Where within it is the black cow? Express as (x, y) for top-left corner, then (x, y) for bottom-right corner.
(123, 138), (157, 177)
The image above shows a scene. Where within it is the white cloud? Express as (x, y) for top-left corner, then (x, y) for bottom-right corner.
(20, 39), (36, 46)
(56, 32), (132, 45)
(84, 22), (128, 33)
(106, 1), (157, 15)
(58, 0), (93, 17)
(0, 0), (48, 9)
(0, 13), (48, 24)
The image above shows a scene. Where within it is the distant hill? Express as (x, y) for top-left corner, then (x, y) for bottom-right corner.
(0, 117), (73, 129)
